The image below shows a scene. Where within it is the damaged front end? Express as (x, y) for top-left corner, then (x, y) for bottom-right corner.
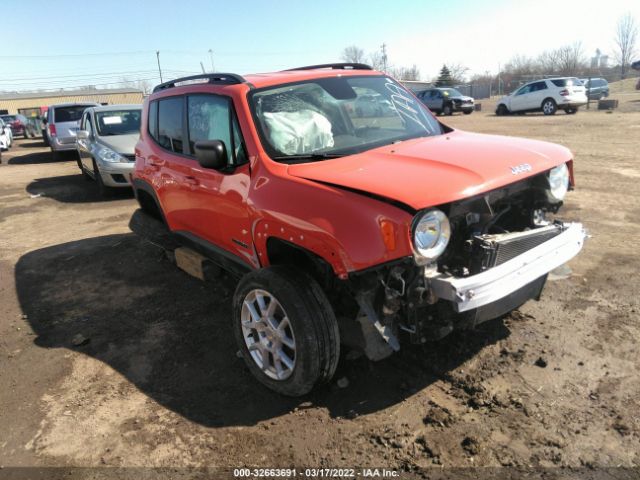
(344, 168), (587, 361)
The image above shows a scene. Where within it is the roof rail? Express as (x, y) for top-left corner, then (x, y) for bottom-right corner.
(284, 63), (373, 72)
(152, 73), (247, 93)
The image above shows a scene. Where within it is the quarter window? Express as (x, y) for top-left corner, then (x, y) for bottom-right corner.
(157, 97), (184, 153)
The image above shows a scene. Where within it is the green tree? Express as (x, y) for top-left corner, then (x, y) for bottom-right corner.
(435, 65), (453, 87)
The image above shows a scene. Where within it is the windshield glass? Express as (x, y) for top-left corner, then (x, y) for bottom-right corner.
(1, 115), (17, 122)
(249, 75), (443, 161)
(440, 88), (463, 97)
(95, 109), (141, 136)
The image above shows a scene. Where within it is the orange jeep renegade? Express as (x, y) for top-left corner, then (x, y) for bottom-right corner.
(132, 63), (586, 396)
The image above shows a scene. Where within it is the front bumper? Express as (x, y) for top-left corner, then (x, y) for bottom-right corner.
(427, 222), (587, 312)
(98, 161), (135, 187)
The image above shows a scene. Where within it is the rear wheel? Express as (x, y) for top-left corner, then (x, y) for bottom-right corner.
(542, 98), (557, 115)
(233, 266), (340, 396)
(496, 104), (509, 116)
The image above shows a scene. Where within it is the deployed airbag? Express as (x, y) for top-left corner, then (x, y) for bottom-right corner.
(263, 110), (334, 155)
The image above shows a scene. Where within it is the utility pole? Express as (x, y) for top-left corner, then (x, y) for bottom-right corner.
(381, 43), (388, 72)
(200, 62), (206, 73)
(208, 49), (215, 72)
(156, 50), (163, 83)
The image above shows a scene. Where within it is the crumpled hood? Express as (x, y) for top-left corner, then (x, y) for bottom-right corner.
(287, 130), (572, 210)
(97, 133), (139, 155)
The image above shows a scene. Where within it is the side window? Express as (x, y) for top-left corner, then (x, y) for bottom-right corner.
(85, 113), (93, 136)
(157, 97), (184, 153)
(516, 85), (531, 96)
(533, 81), (547, 92)
(148, 101), (158, 141)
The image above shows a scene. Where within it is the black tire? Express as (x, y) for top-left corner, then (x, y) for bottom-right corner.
(93, 159), (114, 197)
(541, 98), (557, 115)
(443, 103), (453, 116)
(128, 208), (179, 250)
(496, 104), (509, 116)
(232, 265), (340, 396)
(463, 110), (472, 115)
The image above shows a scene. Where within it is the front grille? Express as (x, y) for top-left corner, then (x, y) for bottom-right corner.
(123, 154), (136, 162)
(472, 224), (564, 271)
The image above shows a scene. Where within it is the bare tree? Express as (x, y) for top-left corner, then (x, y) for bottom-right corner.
(368, 51), (385, 71)
(341, 45), (366, 64)
(447, 63), (469, 84)
(389, 65), (420, 81)
(556, 42), (586, 76)
(614, 13), (638, 78)
(537, 49), (560, 74)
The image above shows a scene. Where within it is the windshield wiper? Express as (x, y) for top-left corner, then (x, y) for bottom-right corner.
(273, 153), (345, 161)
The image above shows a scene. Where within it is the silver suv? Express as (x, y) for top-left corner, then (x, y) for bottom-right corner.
(76, 105), (141, 196)
(45, 102), (99, 157)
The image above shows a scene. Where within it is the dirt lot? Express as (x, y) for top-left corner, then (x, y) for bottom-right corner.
(1, 96), (639, 478)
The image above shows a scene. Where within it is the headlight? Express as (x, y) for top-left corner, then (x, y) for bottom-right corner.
(548, 163), (569, 201)
(413, 209), (451, 263)
(97, 146), (125, 163)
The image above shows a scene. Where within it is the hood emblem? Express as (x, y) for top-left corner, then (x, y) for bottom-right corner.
(511, 163), (532, 175)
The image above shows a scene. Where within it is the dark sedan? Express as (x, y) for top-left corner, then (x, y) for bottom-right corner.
(415, 87), (475, 115)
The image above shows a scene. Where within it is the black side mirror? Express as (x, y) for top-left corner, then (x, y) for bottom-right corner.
(194, 140), (228, 170)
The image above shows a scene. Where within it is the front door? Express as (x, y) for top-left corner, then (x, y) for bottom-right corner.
(509, 84), (533, 112)
(181, 94), (253, 266)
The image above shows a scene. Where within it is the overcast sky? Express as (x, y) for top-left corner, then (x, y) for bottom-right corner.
(1, 0), (638, 91)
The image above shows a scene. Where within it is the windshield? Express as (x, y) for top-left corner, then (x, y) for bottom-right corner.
(1, 115), (17, 122)
(249, 75), (443, 161)
(441, 88), (463, 97)
(95, 109), (141, 136)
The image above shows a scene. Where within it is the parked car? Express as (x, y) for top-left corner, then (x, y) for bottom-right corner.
(579, 78), (609, 100)
(0, 118), (13, 150)
(416, 88), (474, 115)
(351, 93), (395, 117)
(132, 64), (586, 396)
(44, 102), (99, 158)
(496, 78), (587, 115)
(0, 114), (37, 138)
(76, 105), (142, 196)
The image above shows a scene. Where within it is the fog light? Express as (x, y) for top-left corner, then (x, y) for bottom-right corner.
(532, 209), (550, 226)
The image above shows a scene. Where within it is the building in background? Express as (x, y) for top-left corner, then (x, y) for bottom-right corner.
(0, 88), (144, 116)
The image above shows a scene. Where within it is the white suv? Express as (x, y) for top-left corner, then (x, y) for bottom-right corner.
(496, 77), (587, 116)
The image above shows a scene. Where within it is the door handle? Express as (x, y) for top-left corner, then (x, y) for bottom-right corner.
(184, 176), (199, 186)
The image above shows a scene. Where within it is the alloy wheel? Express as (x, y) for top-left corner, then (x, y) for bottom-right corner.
(241, 289), (296, 380)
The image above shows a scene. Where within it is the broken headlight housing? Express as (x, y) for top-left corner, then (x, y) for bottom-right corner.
(412, 209), (451, 264)
(548, 163), (569, 201)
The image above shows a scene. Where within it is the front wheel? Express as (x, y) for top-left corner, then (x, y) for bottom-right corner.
(233, 266), (340, 396)
(93, 159), (114, 197)
(542, 98), (557, 115)
(496, 104), (509, 116)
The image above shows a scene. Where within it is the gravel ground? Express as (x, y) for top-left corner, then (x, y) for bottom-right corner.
(1, 95), (639, 479)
